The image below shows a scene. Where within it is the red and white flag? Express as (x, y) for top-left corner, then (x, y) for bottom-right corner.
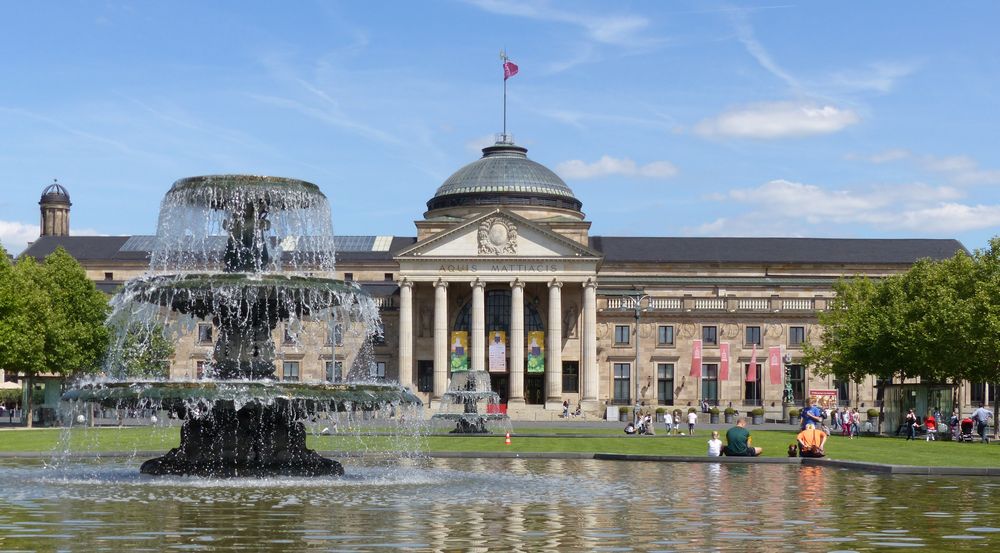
(503, 59), (519, 80)
(746, 344), (757, 382)
(768, 346), (783, 385)
(719, 342), (730, 380)
(689, 339), (702, 378)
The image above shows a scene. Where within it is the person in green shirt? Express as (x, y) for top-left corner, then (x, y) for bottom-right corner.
(723, 417), (763, 457)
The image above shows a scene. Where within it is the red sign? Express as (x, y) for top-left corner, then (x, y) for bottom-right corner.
(747, 344), (757, 382)
(689, 339), (702, 378)
(768, 346), (782, 385)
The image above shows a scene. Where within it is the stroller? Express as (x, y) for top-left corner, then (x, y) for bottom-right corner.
(957, 418), (976, 442)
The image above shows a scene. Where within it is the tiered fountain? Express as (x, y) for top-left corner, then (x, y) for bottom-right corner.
(432, 369), (509, 434)
(62, 175), (421, 476)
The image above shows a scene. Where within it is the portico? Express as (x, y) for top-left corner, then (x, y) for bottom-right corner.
(396, 209), (602, 413)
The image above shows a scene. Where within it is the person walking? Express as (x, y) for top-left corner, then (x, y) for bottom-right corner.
(687, 409), (698, 435)
(924, 412), (937, 441)
(663, 410), (673, 435)
(970, 404), (994, 443)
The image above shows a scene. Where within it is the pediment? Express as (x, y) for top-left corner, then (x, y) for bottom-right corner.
(396, 209), (601, 260)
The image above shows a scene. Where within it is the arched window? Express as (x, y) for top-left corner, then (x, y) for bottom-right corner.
(453, 289), (544, 333)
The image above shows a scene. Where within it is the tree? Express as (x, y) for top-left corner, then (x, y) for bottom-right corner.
(0, 250), (50, 427)
(114, 323), (175, 378)
(0, 247), (109, 427)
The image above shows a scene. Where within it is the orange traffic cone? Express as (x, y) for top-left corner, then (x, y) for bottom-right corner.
(504, 431), (512, 446)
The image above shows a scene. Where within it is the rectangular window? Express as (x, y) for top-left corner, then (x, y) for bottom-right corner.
(282, 361), (300, 382)
(371, 361), (386, 382)
(702, 326), (718, 346)
(562, 362), (579, 393)
(372, 322), (385, 345)
(613, 363), (631, 404)
(417, 360), (434, 392)
(325, 361), (343, 383)
(197, 324), (213, 344)
(657, 325), (674, 346)
(788, 364), (805, 403)
(834, 379), (850, 406)
(104, 272), (114, 281)
(657, 363), (674, 404)
(789, 326), (805, 347)
(971, 383), (998, 406)
(196, 361), (208, 380)
(328, 324), (343, 347)
(344, 272), (354, 281)
(384, 273), (393, 282)
(745, 326), (761, 347)
(283, 326), (296, 345)
(702, 363), (719, 404)
(614, 325), (630, 345)
(744, 363), (762, 406)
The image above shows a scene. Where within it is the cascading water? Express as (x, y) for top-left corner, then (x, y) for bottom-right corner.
(61, 175), (422, 476)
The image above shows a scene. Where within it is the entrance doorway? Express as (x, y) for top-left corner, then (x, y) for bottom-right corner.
(525, 375), (545, 404)
(490, 374), (509, 404)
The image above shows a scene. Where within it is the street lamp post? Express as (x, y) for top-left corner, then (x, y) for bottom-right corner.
(630, 294), (651, 425)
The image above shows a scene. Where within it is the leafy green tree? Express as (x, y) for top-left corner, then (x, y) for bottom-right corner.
(0, 250), (50, 427)
(0, 247), (109, 427)
(115, 323), (174, 378)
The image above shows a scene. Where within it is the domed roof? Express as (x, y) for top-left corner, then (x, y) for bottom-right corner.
(40, 181), (71, 205)
(427, 138), (581, 212)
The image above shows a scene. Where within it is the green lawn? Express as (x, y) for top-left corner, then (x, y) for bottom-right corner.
(1, 426), (997, 468)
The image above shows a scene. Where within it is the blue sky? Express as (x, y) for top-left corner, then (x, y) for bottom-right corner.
(2, 1), (999, 255)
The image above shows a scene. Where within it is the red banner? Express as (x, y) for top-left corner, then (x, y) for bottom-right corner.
(503, 60), (519, 80)
(768, 346), (782, 385)
(689, 339), (702, 378)
(719, 342), (730, 380)
(747, 344), (757, 382)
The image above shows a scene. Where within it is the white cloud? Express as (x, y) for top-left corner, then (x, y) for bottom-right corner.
(730, 11), (800, 90)
(464, 0), (651, 47)
(846, 148), (911, 164)
(919, 154), (1000, 185)
(556, 156), (678, 180)
(694, 101), (860, 139)
(0, 220), (39, 256)
(826, 62), (918, 94)
(696, 179), (996, 236)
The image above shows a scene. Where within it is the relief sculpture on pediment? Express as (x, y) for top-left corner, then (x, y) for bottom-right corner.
(478, 217), (517, 255)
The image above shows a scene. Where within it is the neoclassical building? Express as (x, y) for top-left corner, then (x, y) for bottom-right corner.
(22, 138), (986, 419)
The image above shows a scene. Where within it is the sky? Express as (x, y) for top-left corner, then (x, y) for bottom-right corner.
(2, 1), (999, 255)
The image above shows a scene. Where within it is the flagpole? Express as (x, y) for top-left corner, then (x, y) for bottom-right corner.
(502, 49), (507, 139)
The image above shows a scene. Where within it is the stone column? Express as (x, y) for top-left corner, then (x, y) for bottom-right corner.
(433, 280), (449, 402)
(471, 279), (486, 372)
(397, 279), (413, 389)
(508, 279), (525, 406)
(546, 279), (563, 407)
(581, 279), (599, 409)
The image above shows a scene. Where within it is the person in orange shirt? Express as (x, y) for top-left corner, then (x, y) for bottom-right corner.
(796, 423), (828, 457)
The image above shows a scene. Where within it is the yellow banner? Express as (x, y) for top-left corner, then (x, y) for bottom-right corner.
(450, 331), (468, 372)
(526, 331), (545, 373)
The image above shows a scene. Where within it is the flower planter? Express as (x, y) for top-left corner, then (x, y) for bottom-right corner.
(619, 412), (629, 422)
(724, 414), (734, 424)
(789, 415), (800, 426)
(752, 415), (764, 425)
(709, 413), (720, 424)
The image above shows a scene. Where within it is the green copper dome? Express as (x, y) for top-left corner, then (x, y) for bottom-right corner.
(427, 139), (582, 212)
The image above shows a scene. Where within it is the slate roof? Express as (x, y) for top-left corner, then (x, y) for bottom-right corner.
(588, 237), (967, 264)
(20, 234), (968, 267)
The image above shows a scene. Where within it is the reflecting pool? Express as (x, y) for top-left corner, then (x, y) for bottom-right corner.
(1, 457), (998, 551)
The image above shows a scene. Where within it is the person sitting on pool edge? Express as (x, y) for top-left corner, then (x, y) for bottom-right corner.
(722, 417), (763, 457)
(796, 423), (827, 458)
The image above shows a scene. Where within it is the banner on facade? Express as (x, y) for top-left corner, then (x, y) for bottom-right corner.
(488, 330), (507, 372)
(526, 331), (545, 373)
(689, 339), (702, 378)
(719, 342), (730, 380)
(450, 331), (469, 372)
(811, 389), (838, 409)
(747, 344), (758, 382)
(768, 346), (782, 385)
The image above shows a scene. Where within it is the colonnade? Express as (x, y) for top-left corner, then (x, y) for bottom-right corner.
(397, 277), (599, 409)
